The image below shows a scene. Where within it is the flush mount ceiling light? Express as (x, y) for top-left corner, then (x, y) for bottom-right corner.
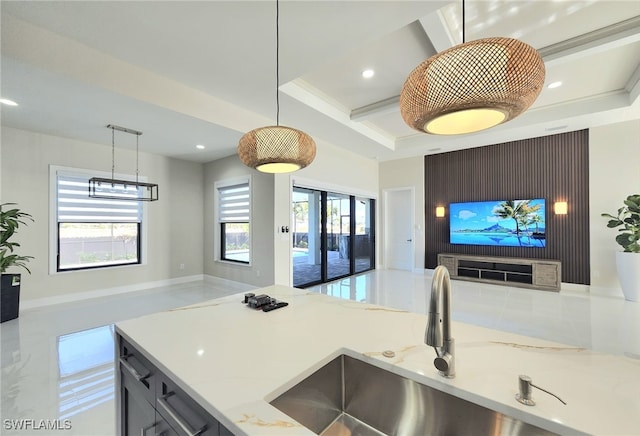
(400, 0), (545, 135)
(237, 0), (316, 173)
(89, 125), (159, 201)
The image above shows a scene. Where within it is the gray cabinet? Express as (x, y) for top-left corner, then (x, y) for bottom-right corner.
(119, 338), (158, 435)
(156, 374), (220, 436)
(117, 334), (234, 436)
(120, 364), (156, 435)
(437, 254), (561, 291)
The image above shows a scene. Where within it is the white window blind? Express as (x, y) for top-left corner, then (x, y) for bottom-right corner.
(218, 182), (250, 223)
(57, 173), (141, 222)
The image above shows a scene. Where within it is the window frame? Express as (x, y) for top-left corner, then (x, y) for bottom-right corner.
(49, 165), (149, 274)
(219, 222), (250, 265)
(56, 222), (142, 272)
(214, 176), (252, 266)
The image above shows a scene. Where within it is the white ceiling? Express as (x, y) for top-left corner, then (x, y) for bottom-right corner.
(2, 1), (639, 164)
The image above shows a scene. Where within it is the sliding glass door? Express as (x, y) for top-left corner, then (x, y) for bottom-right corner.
(293, 187), (375, 288)
(292, 188), (322, 286)
(326, 192), (350, 281)
(355, 197), (374, 273)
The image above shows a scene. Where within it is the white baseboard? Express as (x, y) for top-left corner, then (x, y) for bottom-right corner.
(203, 274), (258, 292)
(572, 283), (625, 299)
(559, 282), (590, 294)
(20, 274), (205, 311)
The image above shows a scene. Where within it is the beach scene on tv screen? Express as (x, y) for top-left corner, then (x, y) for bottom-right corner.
(450, 199), (546, 247)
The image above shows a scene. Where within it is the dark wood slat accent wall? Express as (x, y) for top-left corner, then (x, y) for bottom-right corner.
(424, 130), (590, 285)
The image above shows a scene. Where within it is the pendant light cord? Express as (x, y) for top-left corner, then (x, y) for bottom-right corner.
(136, 133), (140, 184)
(111, 126), (115, 182)
(462, 0), (466, 43)
(110, 125), (142, 184)
(276, 0), (280, 126)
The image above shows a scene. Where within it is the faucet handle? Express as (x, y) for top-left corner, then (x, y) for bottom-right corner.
(516, 375), (566, 406)
(434, 351), (454, 377)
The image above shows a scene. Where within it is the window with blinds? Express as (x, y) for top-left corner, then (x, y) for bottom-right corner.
(217, 179), (251, 264)
(56, 171), (142, 271)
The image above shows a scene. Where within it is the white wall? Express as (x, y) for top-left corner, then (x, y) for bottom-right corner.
(589, 119), (640, 296)
(1, 127), (204, 303)
(379, 156), (425, 271)
(204, 140), (378, 287)
(203, 155), (275, 287)
(274, 139), (379, 285)
(1, 127), (379, 302)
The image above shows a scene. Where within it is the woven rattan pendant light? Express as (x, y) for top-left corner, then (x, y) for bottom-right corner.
(400, 0), (545, 135)
(238, 0), (316, 173)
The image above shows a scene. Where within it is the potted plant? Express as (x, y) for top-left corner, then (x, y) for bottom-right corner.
(602, 194), (640, 302)
(1, 203), (34, 322)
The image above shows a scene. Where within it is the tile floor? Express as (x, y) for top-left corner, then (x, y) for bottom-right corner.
(1, 270), (639, 435)
(1, 280), (254, 435)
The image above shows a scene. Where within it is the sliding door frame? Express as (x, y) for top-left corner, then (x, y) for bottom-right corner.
(292, 185), (375, 288)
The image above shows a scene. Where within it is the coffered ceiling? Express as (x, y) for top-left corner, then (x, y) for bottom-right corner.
(2, 1), (639, 163)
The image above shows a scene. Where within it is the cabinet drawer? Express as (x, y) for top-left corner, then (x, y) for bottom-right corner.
(120, 364), (156, 436)
(533, 262), (561, 289)
(157, 375), (225, 436)
(119, 338), (157, 404)
(438, 255), (457, 275)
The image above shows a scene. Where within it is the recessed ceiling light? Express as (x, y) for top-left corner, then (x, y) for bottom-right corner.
(547, 81), (562, 89)
(0, 98), (18, 106)
(196, 144), (205, 150)
(362, 69), (375, 79)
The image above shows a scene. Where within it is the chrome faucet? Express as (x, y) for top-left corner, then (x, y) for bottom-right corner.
(425, 265), (455, 378)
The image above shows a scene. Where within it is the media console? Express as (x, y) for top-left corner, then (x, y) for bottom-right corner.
(437, 254), (561, 291)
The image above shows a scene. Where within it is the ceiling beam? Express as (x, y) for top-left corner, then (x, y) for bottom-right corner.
(539, 15), (640, 64)
(280, 79), (396, 150)
(418, 9), (456, 53)
(350, 96), (400, 121)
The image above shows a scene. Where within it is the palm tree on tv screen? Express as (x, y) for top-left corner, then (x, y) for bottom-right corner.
(493, 200), (541, 235)
(528, 211), (544, 233)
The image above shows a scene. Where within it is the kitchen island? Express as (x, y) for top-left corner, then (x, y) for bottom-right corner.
(115, 284), (640, 435)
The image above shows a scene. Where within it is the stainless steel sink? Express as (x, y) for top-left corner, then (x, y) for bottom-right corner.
(270, 354), (556, 436)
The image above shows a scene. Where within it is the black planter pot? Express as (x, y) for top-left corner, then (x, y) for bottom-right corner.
(1, 273), (21, 323)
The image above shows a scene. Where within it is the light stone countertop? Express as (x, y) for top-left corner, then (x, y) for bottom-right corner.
(115, 285), (640, 435)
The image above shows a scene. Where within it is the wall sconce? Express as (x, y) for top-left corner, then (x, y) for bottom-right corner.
(554, 202), (568, 215)
(436, 206), (446, 217)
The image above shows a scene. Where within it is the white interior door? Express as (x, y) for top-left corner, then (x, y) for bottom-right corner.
(385, 188), (414, 271)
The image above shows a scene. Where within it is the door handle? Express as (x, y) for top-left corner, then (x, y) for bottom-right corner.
(406, 239), (412, 242)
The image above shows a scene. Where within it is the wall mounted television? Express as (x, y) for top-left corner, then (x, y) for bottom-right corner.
(449, 199), (546, 247)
